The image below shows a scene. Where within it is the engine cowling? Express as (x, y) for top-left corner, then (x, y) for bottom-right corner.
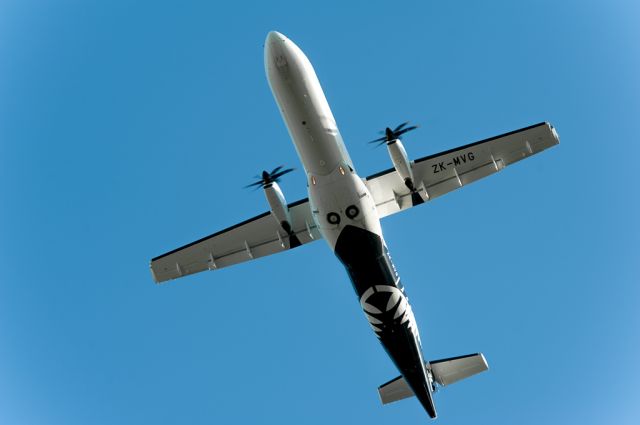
(386, 139), (424, 206)
(387, 139), (415, 190)
(263, 182), (301, 247)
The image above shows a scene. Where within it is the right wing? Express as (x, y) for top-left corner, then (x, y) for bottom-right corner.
(150, 198), (322, 283)
(365, 122), (560, 218)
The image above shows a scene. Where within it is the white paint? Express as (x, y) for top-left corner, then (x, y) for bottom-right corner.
(359, 285), (420, 341)
(265, 31), (381, 250)
(387, 140), (414, 185)
(263, 182), (290, 227)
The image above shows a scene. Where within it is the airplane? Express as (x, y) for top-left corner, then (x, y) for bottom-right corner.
(150, 31), (559, 419)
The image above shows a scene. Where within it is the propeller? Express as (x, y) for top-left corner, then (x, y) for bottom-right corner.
(244, 165), (295, 189)
(368, 121), (419, 147)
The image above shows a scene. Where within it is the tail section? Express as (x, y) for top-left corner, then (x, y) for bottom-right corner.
(378, 353), (488, 416)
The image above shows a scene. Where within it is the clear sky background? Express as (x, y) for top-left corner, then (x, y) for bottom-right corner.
(1, 1), (638, 424)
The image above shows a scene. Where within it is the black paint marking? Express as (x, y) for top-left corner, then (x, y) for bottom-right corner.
(333, 225), (437, 419)
(411, 192), (424, 206)
(452, 152), (475, 167)
(431, 152), (476, 174)
(345, 205), (360, 219)
(289, 234), (302, 248)
(432, 162), (447, 173)
(327, 212), (340, 225)
(403, 178), (416, 192)
(429, 353), (480, 364)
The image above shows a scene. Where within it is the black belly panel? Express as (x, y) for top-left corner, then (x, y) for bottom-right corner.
(334, 225), (436, 417)
(333, 225), (398, 297)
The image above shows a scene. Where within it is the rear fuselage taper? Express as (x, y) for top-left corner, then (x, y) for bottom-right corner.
(265, 31), (437, 418)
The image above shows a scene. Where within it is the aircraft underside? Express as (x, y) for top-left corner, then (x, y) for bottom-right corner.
(334, 224), (437, 417)
(149, 30), (559, 420)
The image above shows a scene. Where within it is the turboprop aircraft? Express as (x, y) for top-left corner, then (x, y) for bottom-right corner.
(150, 31), (559, 419)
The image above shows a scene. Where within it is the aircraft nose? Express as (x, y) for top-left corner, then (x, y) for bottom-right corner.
(266, 31), (286, 46)
(265, 31), (292, 71)
(265, 31), (306, 79)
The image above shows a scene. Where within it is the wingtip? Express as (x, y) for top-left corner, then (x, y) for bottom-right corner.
(479, 352), (489, 370)
(149, 263), (160, 284)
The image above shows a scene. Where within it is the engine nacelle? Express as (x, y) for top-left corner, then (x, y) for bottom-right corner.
(387, 139), (424, 206)
(387, 139), (416, 191)
(263, 182), (291, 230)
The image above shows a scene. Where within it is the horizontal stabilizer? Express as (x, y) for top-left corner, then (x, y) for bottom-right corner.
(378, 375), (415, 405)
(430, 353), (489, 386)
(378, 353), (488, 405)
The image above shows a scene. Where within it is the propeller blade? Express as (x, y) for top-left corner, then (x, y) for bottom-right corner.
(393, 121), (410, 133)
(395, 125), (418, 137)
(368, 136), (387, 144)
(246, 164), (294, 189)
(368, 121), (419, 146)
(244, 180), (265, 189)
(271, 168), (294, 180)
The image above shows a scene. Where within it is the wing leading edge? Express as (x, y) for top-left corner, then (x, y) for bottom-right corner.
(365, 122), (560, 218)
(150, 198), (322, 283)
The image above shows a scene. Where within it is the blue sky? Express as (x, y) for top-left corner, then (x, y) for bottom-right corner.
(1, 1), (638, 424)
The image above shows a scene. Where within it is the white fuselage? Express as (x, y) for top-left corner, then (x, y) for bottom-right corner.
(264, 31), (382, 249)
(264, 31), (436, 417)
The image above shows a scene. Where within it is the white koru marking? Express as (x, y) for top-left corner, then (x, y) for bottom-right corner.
(359, 285), (420, 341)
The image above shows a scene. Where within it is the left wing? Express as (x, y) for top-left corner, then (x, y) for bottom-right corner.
(365, 122), (560, 218)
(150, 198), (322, 283)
